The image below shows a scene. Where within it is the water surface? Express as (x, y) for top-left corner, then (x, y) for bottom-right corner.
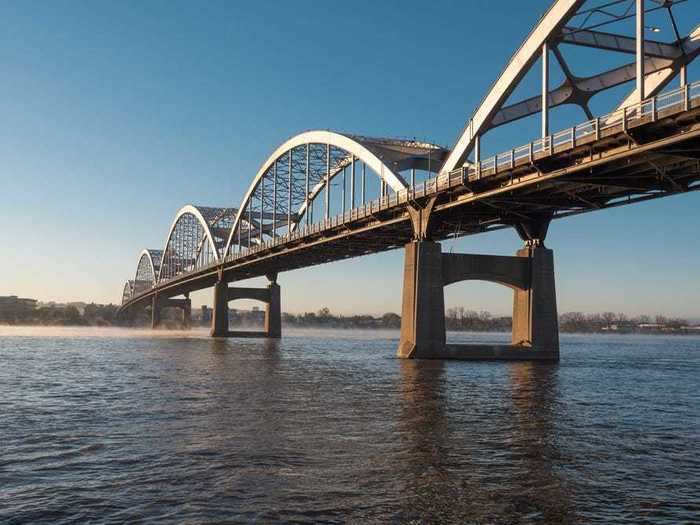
(1, 327), (699, 523)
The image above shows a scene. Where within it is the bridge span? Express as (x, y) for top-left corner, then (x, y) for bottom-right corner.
(118, 0), (700, 360)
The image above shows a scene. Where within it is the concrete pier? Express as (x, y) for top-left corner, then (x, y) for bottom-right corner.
(151, 296), (161, 329)
(397, 240), (559, 361)
(211, 280), (230, 337)
(181, 296), (192, 329)
(151, 296), (191, 329)
(210, 278), (281, 338)
(397, 241), (446, 358)
(264, 282), (281, 338)
(512, 245), (558, 352)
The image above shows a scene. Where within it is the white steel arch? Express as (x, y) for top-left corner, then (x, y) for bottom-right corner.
(121, 280), (134, 304)
(133, 249), (163, 296)
(158, 205), (237, 282)
(161, 205), (221, 263)
(441, 0), (584, 174)
(224, 130), (447, 255)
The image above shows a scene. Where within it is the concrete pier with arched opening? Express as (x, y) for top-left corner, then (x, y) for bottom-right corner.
(210, 276), (281, 339)
(397, 240), (559, 360)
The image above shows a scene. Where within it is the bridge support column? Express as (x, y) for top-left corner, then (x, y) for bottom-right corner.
(264, 282), (282, 338)
(181, 296), (192, 330)
(151, 296), (161, 329)
(512, 245), (558, 353)
(397, 237), (559, 361)
(152, 296), (192, 330)
(210, 276), (282, 339)
(210, 279), (230, 337)
(398, 240), (446, 358)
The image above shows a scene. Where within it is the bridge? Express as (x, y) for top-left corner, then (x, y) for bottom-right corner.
(118, 0), (700, 360)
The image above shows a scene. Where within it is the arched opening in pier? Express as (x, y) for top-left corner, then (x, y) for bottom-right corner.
(443, 280), (514, 345)
(227, 298), (268, 332)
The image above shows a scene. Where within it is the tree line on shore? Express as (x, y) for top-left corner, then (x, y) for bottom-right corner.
(1, 301), (696, 334)
(1, 303), (119, 326)
(558, 311), (690, 333)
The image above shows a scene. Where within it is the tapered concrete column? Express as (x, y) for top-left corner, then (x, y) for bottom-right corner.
(512, 245), (559, 356)
(182, 298), (192, 330)
(210, 280), (229, 337)
(265, 282), (281, 338)
(151, 296), (161, 329)
(397, 241), (446, 359)
(121, 306), (136, 327)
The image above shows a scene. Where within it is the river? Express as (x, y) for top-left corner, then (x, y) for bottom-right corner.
(1, 327), (698, 523)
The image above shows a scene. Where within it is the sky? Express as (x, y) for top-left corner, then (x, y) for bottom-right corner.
(0, 0), (698, 319)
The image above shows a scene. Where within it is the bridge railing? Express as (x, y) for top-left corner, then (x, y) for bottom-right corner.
(456, 79), (700, 181)
(129, 79), (700, 302)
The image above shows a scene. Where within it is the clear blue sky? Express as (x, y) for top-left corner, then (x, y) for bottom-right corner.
(1, 0), (698, 319)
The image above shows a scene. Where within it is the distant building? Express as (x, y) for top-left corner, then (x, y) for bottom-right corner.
(200, 305), (211, 323)
(0, 296), (38, 322)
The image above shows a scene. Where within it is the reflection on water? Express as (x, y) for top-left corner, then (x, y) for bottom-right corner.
(1, 328), (699, 523)
(398, 360), (454, 521)
(396, 360), (575, 523)
(507, 363), (574, 523)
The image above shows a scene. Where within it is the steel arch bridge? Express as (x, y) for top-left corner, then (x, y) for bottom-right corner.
(119, 0), (700, 360)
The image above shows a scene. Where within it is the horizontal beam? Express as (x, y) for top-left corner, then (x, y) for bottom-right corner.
(442, 253), (530, 289)
(559, 26), (680, 59)
(490, 55), (676, 128)
(481, 26), (700, 132)
(228, 286), (271, 303)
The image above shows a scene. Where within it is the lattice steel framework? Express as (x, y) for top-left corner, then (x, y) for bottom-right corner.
(441, 0), (700, 174)
(121, 280), (134, 305)
(133, 249), (162, 296)
(124, 133), (448, 298)
(224, 131), (448, 256)
(158, 205), (237, 283)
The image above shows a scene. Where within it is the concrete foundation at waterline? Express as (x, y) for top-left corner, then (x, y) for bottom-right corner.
(397, 240), (559, 361)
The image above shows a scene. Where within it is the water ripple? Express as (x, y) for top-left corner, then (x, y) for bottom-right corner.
(1, 329), (699, 523)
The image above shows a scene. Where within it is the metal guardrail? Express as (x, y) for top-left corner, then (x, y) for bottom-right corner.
(464, 79), (700, 181)
(128, 79), (700, 303)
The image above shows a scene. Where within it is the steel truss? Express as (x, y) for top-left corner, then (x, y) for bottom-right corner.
(158, 206), (237, 283)
(442, 0), (699, 173)
(223, 131), (448, 258)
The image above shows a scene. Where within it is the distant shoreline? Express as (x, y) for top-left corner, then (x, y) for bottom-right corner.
(2, 321), (700, 336)
(1, 300), (698, 335)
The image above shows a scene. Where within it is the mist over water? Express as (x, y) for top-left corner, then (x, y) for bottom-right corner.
(0, 326), (215, 338)
(1, 329), (699, 523)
